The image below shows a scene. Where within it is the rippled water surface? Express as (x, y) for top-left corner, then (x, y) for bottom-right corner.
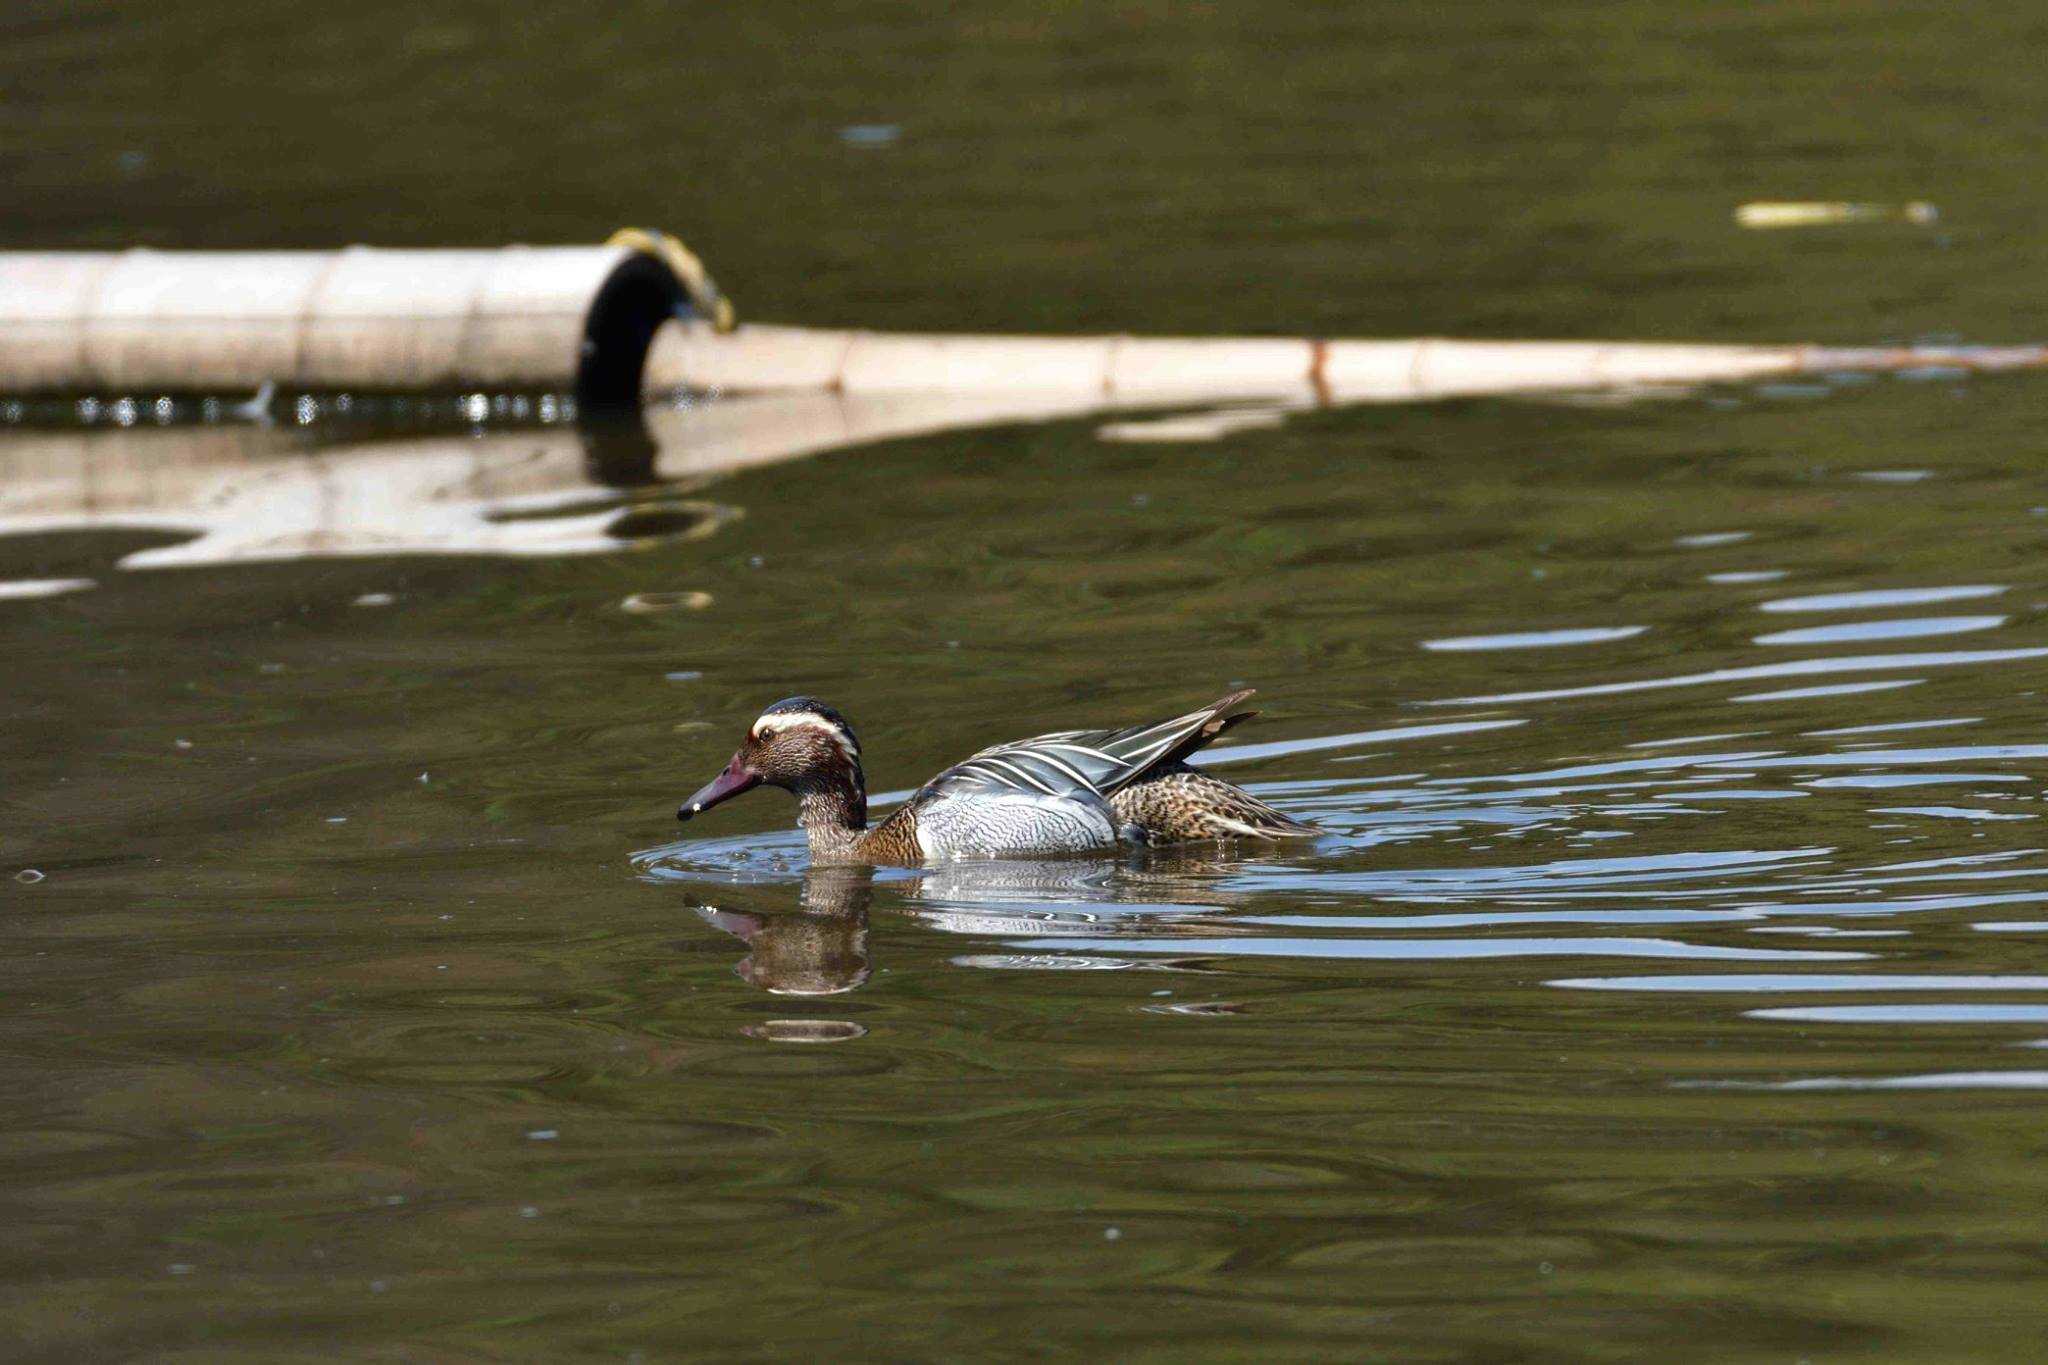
(11, 2), (2048, 1360)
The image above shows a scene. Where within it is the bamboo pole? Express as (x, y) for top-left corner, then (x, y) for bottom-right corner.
(0, 242), (701, 405)
(3, 240), (2045, 403)
(645, 322), (2048, 403)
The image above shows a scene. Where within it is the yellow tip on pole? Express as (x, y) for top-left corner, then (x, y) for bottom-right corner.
(608, 228), (737, 332)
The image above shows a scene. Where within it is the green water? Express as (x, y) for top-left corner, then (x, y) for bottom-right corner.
(8, 3), (2048, 1360)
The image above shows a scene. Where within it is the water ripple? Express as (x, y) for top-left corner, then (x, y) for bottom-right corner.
(1754, 616), (2006, 646)
(1421, 626), (1647, 652)
(1703, 1071), (2048, 1091)
(1426, 647), (2048, 705)
(1760, 586), (2006, 613)
(1007, 936), (1868, 963)
(1552, 973), (2048, 992)
(1750, 1004), (2048, 1023)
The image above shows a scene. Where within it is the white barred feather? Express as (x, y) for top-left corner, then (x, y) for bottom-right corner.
(921, 693), (1252, 805)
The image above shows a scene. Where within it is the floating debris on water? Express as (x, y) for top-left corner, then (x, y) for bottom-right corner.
(231, 381), (276, 424)
(352, 592), (397, 607)
(1736, 200), (1939, 229)
(839, 123), (902, 147)
(14, 869), (45, 884)
(621, 591), (713, 614)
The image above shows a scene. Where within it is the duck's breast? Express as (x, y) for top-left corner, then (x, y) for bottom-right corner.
(914, 790), (1121, 859)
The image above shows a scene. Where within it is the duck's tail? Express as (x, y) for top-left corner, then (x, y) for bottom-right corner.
(945, 689), (1288, 811)
(1103, 688), (1260, 786)
(1110, 764), (1318, 843)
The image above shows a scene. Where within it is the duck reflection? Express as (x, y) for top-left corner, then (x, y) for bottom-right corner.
(691, 849), (1259, 1018)
(903, 848), (1253, 932)
(696, 863), (876, 997)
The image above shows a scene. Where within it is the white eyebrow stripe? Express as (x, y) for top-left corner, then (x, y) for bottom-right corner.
(756, 711), (830, 732)
(753, 712), (859, 752)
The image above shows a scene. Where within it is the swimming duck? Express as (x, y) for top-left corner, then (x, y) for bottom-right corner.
(676, 689), (1314, 863)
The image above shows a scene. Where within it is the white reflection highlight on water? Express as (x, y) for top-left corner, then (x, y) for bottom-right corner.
(1628, 731), (1765, 748)
(1551, 973), (2048, 991)
(1203, 718), (1525, 765)
(1011, 936), (1866, 962)
(1876, 806), (2036, 822)
(1805, 716), (1982, 737)
(1754, 615), (2006, 646)
(0, 577), (95, 600)
(1749, 1004), (2048, 1022)
(1654, 789), (1807, 800)
(1426, 648), (2048, 705)
(1806, 772), (2028, 788)
(1761, 585), (2006, 613)
(1732, 680), (1923, 702)
(1695, 1072), (2048, 1091)
(1730, 745), (2048, 768)
(1421, 626), (1646, 652)
(0, 389), (1320, 568)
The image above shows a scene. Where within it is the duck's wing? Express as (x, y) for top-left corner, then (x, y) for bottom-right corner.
(923, 689), (1258, 802)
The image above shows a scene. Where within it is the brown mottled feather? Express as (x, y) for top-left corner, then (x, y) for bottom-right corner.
(1110, 762), (1315, 844)
(851, 804), (923, 863)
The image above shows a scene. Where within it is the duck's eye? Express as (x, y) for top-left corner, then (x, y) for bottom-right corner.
(757, 727), (777, 742)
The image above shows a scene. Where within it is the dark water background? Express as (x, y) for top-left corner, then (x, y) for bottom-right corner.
(7, 2), (2048, 1359)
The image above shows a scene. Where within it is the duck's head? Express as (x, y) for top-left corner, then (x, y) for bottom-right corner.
(677, 696), (864, 822)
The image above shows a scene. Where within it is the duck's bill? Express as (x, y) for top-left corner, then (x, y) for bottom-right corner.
(678, 757), (761, 821)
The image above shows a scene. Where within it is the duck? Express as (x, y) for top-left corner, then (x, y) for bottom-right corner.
(676, 688), (1314, 863)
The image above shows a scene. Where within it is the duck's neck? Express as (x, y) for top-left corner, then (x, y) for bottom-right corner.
(794, 765), (868, 856)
